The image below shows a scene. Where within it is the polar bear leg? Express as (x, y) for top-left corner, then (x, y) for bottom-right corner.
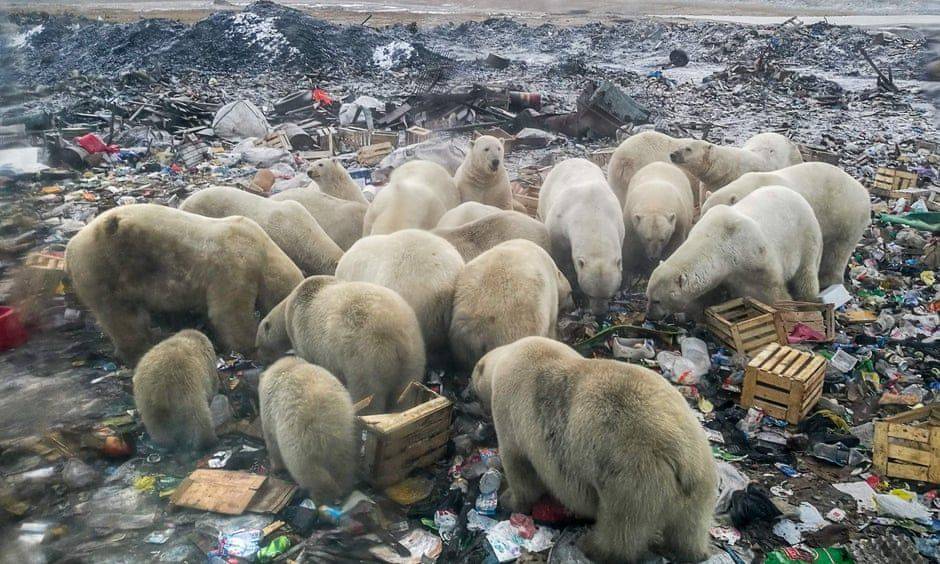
(207, 280), (259, 355)
(657, 498), (713, 563)
(499, 447), (547, 514)
(818, 242), (850, 288)
(578, 497), (658, 563)
(97, 302), (155, 364)
(789, 257), (821, 302)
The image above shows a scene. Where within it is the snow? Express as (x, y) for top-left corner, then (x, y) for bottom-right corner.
(228, 12), (300, 59)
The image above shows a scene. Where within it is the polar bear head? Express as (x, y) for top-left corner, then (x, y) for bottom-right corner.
(468, 135), (505, 174)
(632, 212), (676, 261)
(575, 252), (622, 316)
(645, 262), (690, 320)
(669, 140), (712, 175)
(306, 158), (344, 182)
(255, 299), (291, 362)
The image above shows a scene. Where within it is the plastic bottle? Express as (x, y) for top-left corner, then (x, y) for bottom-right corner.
(656, 351), (699, 385)
(679, 337), (710, 378)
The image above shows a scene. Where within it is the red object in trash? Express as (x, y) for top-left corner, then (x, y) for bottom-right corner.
(75, 133), (120, 155)
(531, 495), (575, 523)
(0, 306), (29, 351)
(312, 88), (334, 106)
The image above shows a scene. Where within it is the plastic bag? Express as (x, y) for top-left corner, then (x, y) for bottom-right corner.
(213, 100), (270, 140)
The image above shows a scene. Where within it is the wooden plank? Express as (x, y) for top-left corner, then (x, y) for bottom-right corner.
(752, 398), (788, 420)
(762, 345), (791, 372)
(873, 422), (889, 474)
(884, 406), (932, 425)
(359, 396), (451, 434)
(886, 461), (929, 482)
(888, 424), (930, 444)
(375, 428), (450, 472)
(755, 369), (792, 391)
(781, 351), (811, 378)
(735, 312), (774, 331)
(749, 343), (779, 367)
(887, 443), (932, 466)
(795, 356), (826, 382)
(743, 333), (781, 353)
(380, 407), (453, 444)
(773, 349), (803, 375)
(710, 298), (745, 314)
(371, 444), (448, 487)
(738, 323), (779, 342)
(800, 380), (824, 413)
(753, 385), (791, 406)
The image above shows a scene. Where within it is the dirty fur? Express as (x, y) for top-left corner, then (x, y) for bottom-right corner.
(608, 130), (700, 208)
(647, 186), (822, 319)
(259, 357), (356, 503)
(450, 240), (572, 368)
(471, 337), (718, 563)
(454, 135), (513, 209)
(436, 201), (502, 229)
(133, 329), (218, 452)
(363, 160), (461, 236)
(670, 132), (803, 193)
(271, 185), (367, 251)
(180, 185), (342, 276)
(305, 158), (369, 204)
(65, 204), (302, 364)
(256, 276), (425, 414)
(701, 162), (871, 287)
(433, 210), (551, 262)
(335, 229), (464, 355)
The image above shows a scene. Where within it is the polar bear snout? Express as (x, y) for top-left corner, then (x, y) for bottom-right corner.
(489, 159), (500, 171)
(669, 149), (685, 164)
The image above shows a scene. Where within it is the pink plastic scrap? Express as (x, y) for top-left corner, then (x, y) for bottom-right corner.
(788, 323), (826, 344)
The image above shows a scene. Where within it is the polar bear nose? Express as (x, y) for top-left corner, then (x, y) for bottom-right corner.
(669, 150), (683, 164)
(490, 159), (500, 170)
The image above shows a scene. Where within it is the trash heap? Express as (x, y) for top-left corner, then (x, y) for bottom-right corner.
(1, 2), (940, 563)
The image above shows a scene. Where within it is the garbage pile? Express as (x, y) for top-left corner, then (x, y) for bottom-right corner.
(1, 2), (940, 563)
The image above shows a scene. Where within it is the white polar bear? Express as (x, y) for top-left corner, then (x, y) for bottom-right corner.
(537, 158), (624, 315)
(363, 160), (461, 236)
(305, 158), (369, 204)
(432, 210), (551, 262)
(647, 186), (822, 319)
(270, 186), (367, 251)
(449, 239), (572, 368)
(436, 201), (503, 229)
(454, 135), (513, 209)
(622, 162), (694, 278)
(335, 229), (465, 356)
(608, 130), (699, 208)
(701, 162), (871, 287)
(180, 186), (342, 276)
(670, 132), (803, 193)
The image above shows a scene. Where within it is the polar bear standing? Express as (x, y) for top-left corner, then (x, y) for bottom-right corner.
(702, 162), (871, 287)
(449, 240), (571, 368)
(622, 162), (694, 278)
(180, 186), (342, 276)
(363, 160), (461, 236)
(255, 276), (425, 414)
(66, 205), (303, 364)
(471, 337), (717, 563)
(335, 229), (464, 355)
(259, 357), (356, 502)
(608, 130), (699, 208)
(454, 135), (513, 209)
(436, 202), (503, 229)
(538, 158), (624, 315)
(133, 330), (218, 451)
(271, 187), (366, 251)
(433, 210), (551, 262)
(305, 158), (369, 204)
(670, 132), (803, 193)
(647, 186), (822, 319)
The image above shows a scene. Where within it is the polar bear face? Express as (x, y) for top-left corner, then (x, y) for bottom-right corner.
(556, 269), (575, 312)
(645, 263), (689, 320)
(632, 212), (676, 261)
(255, 300), (291, 362)
(669, 140), (712, 173)
(469, 135), (505, 174)
(306, 158), (342, 182)
(575, 253), (623, 316)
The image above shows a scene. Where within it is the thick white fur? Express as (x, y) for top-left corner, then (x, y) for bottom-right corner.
(670, 132), (803, 193)
(608, 131), (699, 208)
(436, 201), (503, 229)
(271, 186), (367, 250)
(433, 210), (551, 262)
(363, 160), (461, 235)
(305, 158), (369, 204)
(454, 135), (513, 209)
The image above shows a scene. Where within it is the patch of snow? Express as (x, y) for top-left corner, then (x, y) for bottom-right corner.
(373, 41), (414, 70)
(228, 12), (300, 59)
(9, 24), (43, 49)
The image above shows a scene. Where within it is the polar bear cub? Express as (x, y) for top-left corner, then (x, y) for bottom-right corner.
(449, 239), (572, 367)
(471, 336), (717, 563)
(537, 158), (624, 315)
(133, 330), (218, 452)
(454, 135), (513, 209)
(647, 185), (822, 319)
(702, 162), (870, 287)
(255, 276), (426, 414)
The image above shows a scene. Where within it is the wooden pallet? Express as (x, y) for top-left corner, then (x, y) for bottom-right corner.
(870, 167), (926, 199)
(773, 300), (835, 343)
(741, 343), (827, 424)
(357, 382), (452, 488)
(874, 405), (940, 484)
(705, 298), (786, 356)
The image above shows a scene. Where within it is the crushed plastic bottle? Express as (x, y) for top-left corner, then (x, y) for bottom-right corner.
(657, 351), (699, 385)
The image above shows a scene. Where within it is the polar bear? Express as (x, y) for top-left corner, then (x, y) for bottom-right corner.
(450, 240), (571, 368)
(670, 132), (803, 193)
(436, 202), (503, 229)
(471, 336), (717, 563)
(255, 276), (426, 414)
(454, 135), (513, 209)
(133, 330), (218, 451)
(701, 162), (871, 287)
(335, 229), (464, 355)
(270, 186), (366, 251)
(608, 130), (699, 208)
(305, 158), (369, 204)
(537, 158), (624, 315)
(363, 160), (461, 236)
(622, 162), (695, 278)
(259, 357), (356, 503)
(646, 186), (822, 319)
(432, 210), (551, 262)
(180, 186), (342, 276)
(66, 204), (302, 365)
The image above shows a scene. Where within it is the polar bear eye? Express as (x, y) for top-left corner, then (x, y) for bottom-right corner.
(484, 147), (489, 152)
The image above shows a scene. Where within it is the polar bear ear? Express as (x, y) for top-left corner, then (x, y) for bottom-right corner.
(667, 212), (676, 224)
(633, 213), (642, 223)
(469, 139), (476, 148)
(728, 195), (738, 205)
(676, 272), (688, 288)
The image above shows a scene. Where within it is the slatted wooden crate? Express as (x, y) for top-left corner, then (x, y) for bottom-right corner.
(473, 127), (516, 153)
(356, 142), (394, 166)
(405, 126), (433, 146)
(870, 167), (926, 199)
(357, 382), (452, 488)
(741, 343), (827, 424)
(337, 127), (399, 151)
(773, 300), (835, 343)
(874, 405), (940, 484)
(589, 147), (616, 168)
(797, 144), (840, 166)
(705, 298), (786, 356)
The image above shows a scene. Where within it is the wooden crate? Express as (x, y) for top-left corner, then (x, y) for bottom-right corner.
(705, 298), (786, 356)
(357, 382), (452, 488)
(741, 343), (827, 424)
(405, 126), (433, 146)
(356, 142), (394, 166)
(874, 405), (940, 484)
(773, 300), (835, 343)
(473, 127), (516, 153)
(871, 167), (926, 199)
(797, 144), (840, 166)
(588, 147), (616, 168)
